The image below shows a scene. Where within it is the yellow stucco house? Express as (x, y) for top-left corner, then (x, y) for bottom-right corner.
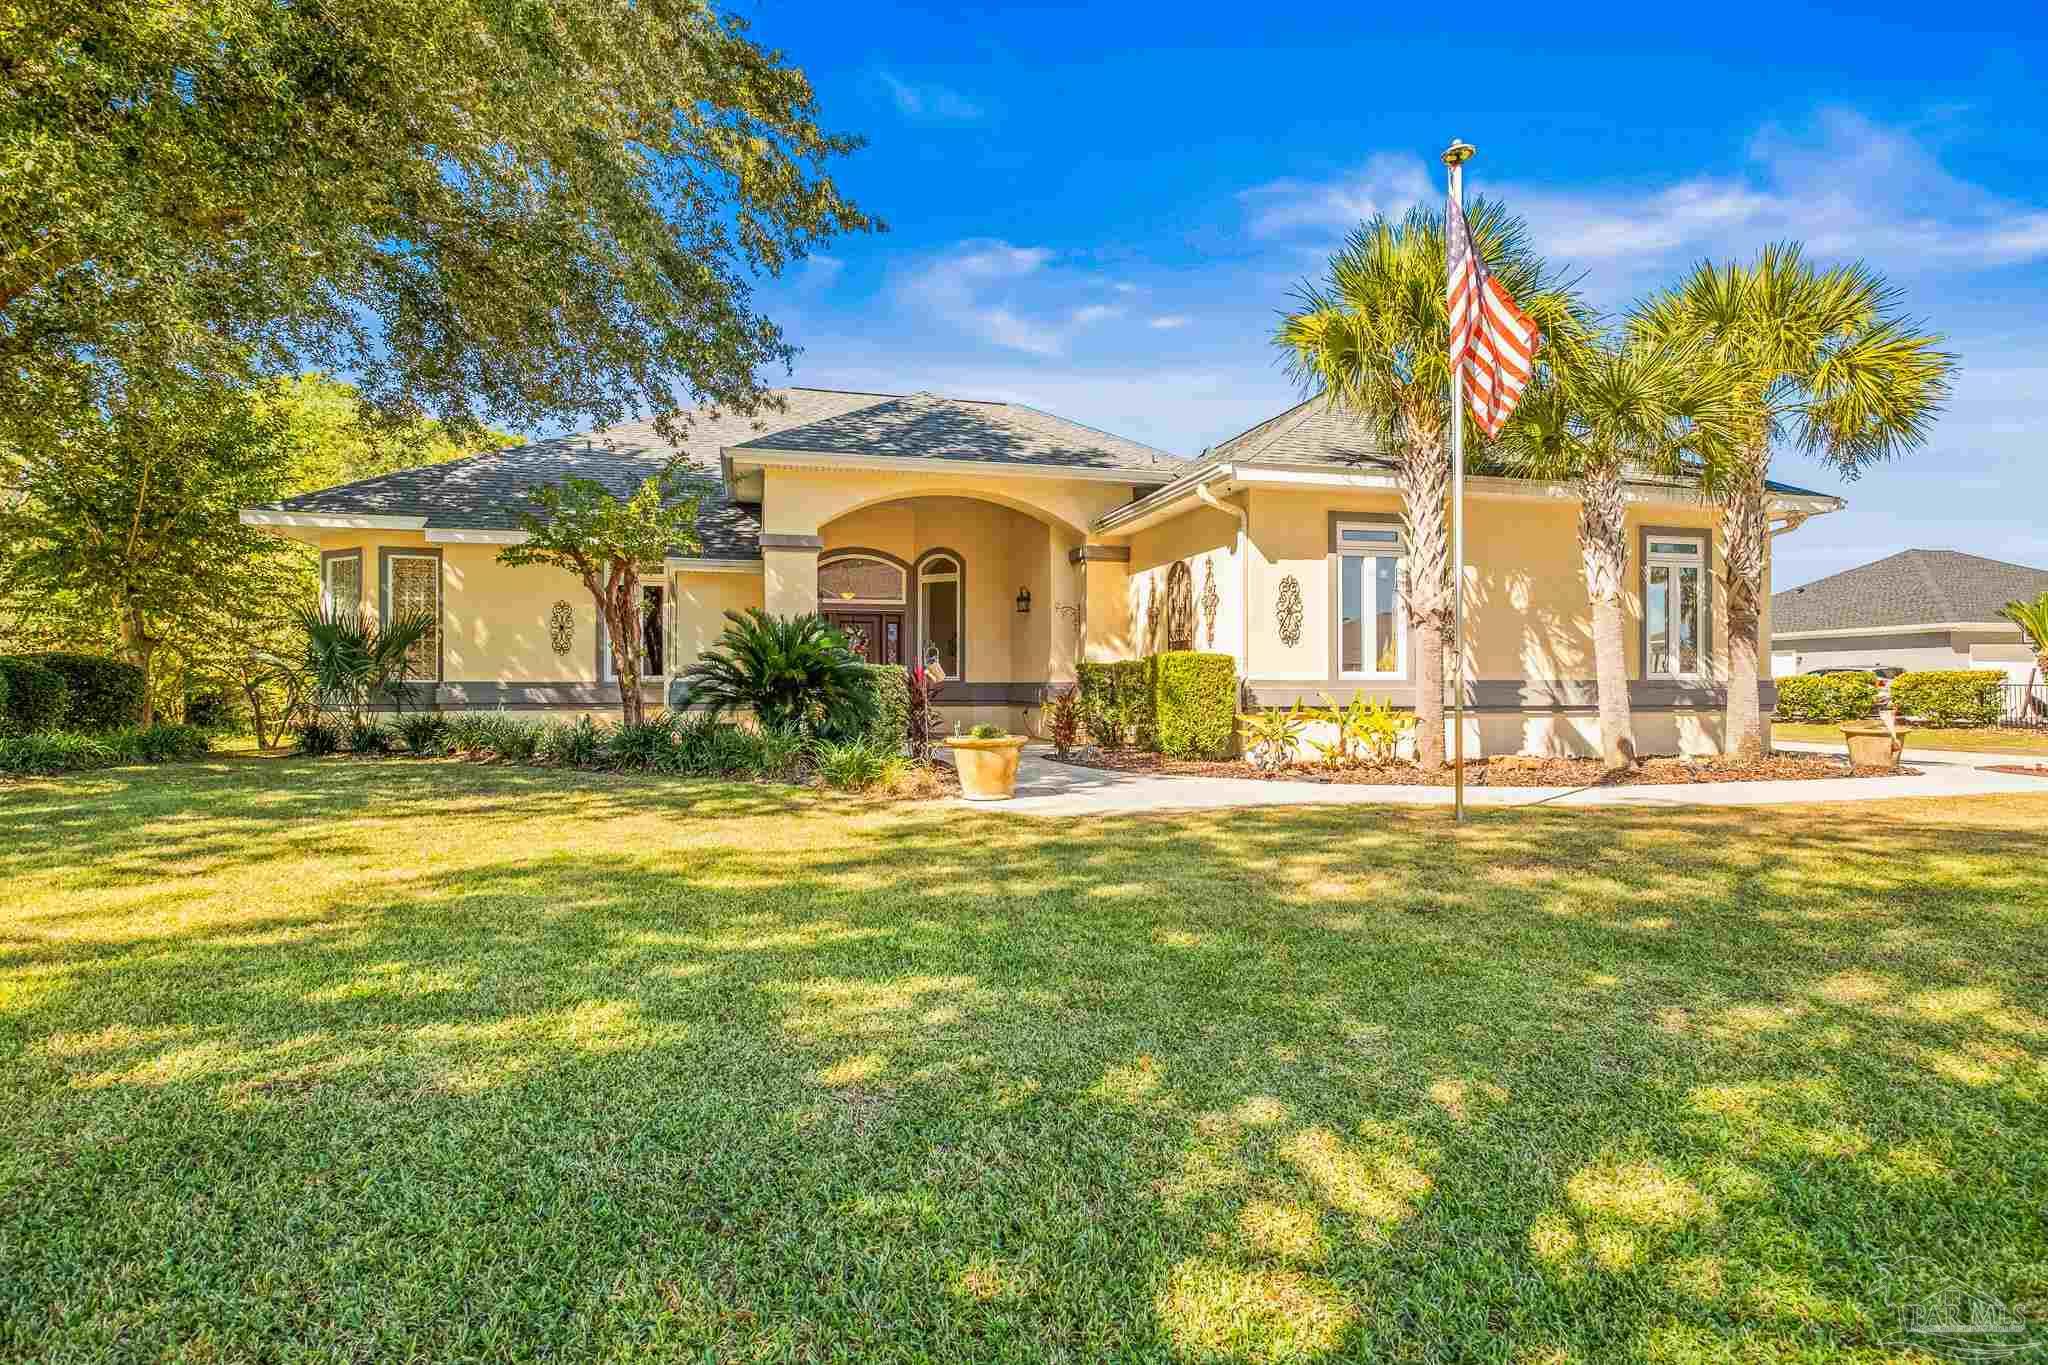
(241, 386), (1842, 755)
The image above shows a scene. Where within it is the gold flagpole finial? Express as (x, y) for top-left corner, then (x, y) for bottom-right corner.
(1441, 139), (1476, 167)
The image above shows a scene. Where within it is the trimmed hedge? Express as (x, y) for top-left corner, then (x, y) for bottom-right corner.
(25, 653), (145, 730)
(1773, 672), (1879, 724)
(0, 656), (68, 735)
(0, 723), (210, 776)
(864, 664), (910, 751)
(1155, 651), (1238, 758)
(1076, 658), (1159, 749)
(1891, 669), (2004, 727)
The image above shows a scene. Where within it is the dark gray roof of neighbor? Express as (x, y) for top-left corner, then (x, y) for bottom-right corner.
(726, 390), (1183, 473)
(249, 387), (1176, 559)
(1773, 549), (2048, 635)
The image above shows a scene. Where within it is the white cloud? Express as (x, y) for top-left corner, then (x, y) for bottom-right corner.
(878, 72), (983, 122)
(1149, 314), (1192, 330)
(896, 241), (1128, 357)
(1241, 111), (2048, 285)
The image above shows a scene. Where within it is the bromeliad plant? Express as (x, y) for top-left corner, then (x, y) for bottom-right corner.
(681, 609), (876, 740)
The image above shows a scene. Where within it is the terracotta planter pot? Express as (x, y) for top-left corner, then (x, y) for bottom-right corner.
(943, 736), (1028, 801)
(1839, 721), (1910, 769)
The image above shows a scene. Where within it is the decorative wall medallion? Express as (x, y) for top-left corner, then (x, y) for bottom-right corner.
(1276, 576), (1304, 647)
(1055, 601), (1084, 651)
(1144, 583), (1161, 649)
(548, 600), (576, 656)
(1201, 560), (1220, 648)
(1164, 560), (1196, 651)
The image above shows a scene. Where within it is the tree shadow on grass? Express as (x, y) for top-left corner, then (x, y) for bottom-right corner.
(1, 766), (2044, 1360)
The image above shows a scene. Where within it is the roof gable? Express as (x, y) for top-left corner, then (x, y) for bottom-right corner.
(1772, 549), (2048, 634)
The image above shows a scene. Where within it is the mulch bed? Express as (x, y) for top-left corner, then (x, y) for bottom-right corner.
(1048, 749), (1919, 788)
(1987, 764), (2048, 778)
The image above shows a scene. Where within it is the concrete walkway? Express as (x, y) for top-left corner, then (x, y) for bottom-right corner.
(1773, 738), (2044, 769)
(952, 744), (2048, 817)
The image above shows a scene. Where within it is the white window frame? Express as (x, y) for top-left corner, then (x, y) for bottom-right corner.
(818, 552), (908, 607)
(1645, 534), (1707, 680)
(1335, 522), (1407, 681)
(322, 552), (361, 616)
(918, 553), (964, 679)
(602, 581), (669, 681)
(381, 551), (441, 680)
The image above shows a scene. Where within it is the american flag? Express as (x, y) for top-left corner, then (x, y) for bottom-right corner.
(1445, 193), (1539, 436)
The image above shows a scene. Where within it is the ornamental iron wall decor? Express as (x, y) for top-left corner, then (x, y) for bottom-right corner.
(1165, 560), (1195, 651)
(548, 600), (576, 656)
(1144, 582), (1161, 650)
(1201, 560), (1220, 648)
(1276, 575), (1304, 647)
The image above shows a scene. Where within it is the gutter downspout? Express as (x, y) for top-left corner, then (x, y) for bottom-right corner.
(1194, 477), (1250, 681)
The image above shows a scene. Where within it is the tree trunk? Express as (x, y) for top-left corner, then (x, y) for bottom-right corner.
(1720, 453), (1770, 758)
(1397, 415), (1451, 770)
(120, 607), (160, 726)
(1580, 463), (1635, 772)
(596, 560), (645, 727)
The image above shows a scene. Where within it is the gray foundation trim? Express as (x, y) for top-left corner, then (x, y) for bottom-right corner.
(378, 545), (444, 682)
(1326, 510), (1411, 685)
(759, 532), (825, 551)
(1638, 525), (1714, 680)
(1245, 679), (1777, 713)
(1067, 544), (1131, 564)
(934, 682), (1040, 705)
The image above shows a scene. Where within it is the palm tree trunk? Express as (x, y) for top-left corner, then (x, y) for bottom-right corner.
(1720, 453), (1770, 758)
(1580, 463), (1635, 772)
(1397, 420), (1451, 770)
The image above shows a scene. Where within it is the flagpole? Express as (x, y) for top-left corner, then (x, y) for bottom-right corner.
(1443, 139), (1474, 824)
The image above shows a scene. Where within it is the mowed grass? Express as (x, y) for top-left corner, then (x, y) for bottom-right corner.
(1771, 721), (2048, 755)
(2, 758), (2045, 1363)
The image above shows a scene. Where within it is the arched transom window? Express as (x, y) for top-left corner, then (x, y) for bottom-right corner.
(818, 553), (906, 606)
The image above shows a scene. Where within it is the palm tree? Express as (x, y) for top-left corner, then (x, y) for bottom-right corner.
(681, 609), (876, 739)
(1633, 245), (1954, 756)
(1278, 201), (1580, 768)
(1496, 337), (1738, 772)
(292, 606), (436, 726)
(2002, 591), (2048, 694)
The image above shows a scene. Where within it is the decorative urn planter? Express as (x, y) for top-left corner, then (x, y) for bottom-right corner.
(1838, 721), (1909, 769)
(943, 735), (1029, 801)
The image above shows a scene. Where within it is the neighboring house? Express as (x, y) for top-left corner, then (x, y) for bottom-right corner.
(242, 387), (1842, 755)
(1770, 549), (2048, 685)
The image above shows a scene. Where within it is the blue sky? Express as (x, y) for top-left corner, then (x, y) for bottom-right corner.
(735, 1), (2048, 588)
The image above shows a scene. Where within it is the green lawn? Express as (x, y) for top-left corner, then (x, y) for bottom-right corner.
(3, 758), (2045, 1362)
(1772, 721), (2048, 755)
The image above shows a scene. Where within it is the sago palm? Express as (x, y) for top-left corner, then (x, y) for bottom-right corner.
(680, 608), (876, 739)
(1277, 199), (1582, 768)
(1633, 244), (1954, 756)
(1495, 337), (1739, 772)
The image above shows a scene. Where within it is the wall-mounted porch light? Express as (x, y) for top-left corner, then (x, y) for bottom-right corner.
(1015, 587), (1032, 614)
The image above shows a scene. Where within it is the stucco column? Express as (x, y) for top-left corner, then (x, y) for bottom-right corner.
(1071, 544), (1133, 663)
(761, 534), (822, 617)
(1042, 525), (1084, 683)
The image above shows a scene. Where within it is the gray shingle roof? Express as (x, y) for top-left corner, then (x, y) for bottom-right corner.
(1773, 549), (2048, 635)
(1203, 395), (1833, 498)
(249, 387), (1174, 559)
(727, 390), (1182, 473)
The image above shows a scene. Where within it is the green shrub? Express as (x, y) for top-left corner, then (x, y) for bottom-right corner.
(183, 692), (237, 731)
(672, 716), (760, 777)
(681, 609), (875, 739)
(442, 714), (492, 756)
(105, 723), (211, 765)
(1890, 670), (2004, 726)
(609, 712), (682, 770)
(394, 711), (450, 757)
(345, 718), (396, 755)
(0, 656), (69, 734)
(1041, 683), (1081, 757)
(752, 727), (809, 782)
(864, 665), (910, 751)
(1154, 651), (1237, 759)
(811, 733), (907, 791)
(0, 664), (11, 724)
(536, 714), (607, 767)
(1773, 672), (1878, 724)
(966, 722), (1007, 740)
(25, 653), (144, 730)
(295, 716), (345, 756)
(1075, 662), (1116, 746)
(1239, 704), (1308, 771)
(475, 715), (543, 763)
(0, 723), (209, 776)
(1111, 658), (1157, 749)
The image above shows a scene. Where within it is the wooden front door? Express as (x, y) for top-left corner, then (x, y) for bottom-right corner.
(825, 612), (905, 665)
